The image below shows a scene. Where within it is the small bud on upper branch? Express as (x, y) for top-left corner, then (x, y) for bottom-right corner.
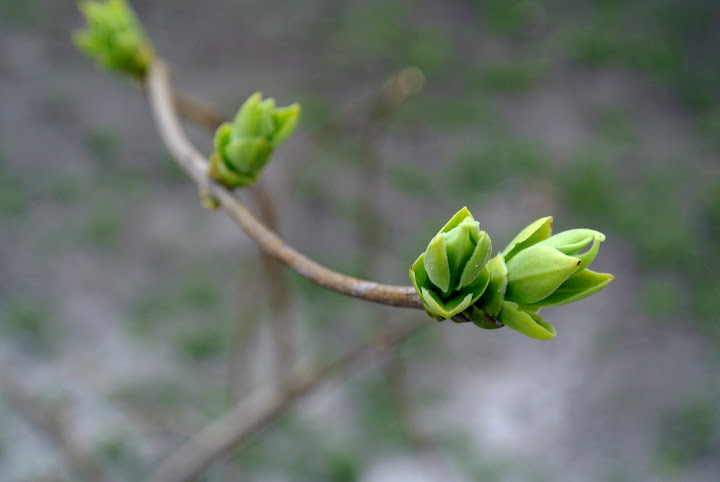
(73, 0), (153, 79)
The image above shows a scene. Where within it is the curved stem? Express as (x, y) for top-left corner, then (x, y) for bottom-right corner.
(146, 60), (423, 310)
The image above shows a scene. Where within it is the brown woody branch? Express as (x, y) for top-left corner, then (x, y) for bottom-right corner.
(146, 59), (423, 310)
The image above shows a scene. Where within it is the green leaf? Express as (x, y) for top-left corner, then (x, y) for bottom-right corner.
(455, 266), (491, 304)
(457, 230), (492, 289)
(224, 138), (273, 175)
(536, 229), (605, 271)
(474, 254), (508, 318)
(438, 206), (473, 234)
(213, 123), (232, 153)
(423, 233), (451, 293)
(208, 152), (255, 188)
(498, 301), (556, 340)
(271, 103), (301, 146)
(421, 288), (474, 318)
(456, 304), (504, 329)
(444, 219), (478, 290)
(257, 98), (277, 139)
(233, 92), (263, 138)
(505, 245), (581, 304)
(502, 216), (553, 261)
(522, 269), (615, 308)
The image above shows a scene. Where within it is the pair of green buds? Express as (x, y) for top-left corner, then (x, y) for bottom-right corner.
(74, 2), (301, 188)
(73, 0), (154, 79)
(410, 208), (615, 339)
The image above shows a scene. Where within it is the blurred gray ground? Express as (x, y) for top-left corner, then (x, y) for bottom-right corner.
(1, 0), (720, 481)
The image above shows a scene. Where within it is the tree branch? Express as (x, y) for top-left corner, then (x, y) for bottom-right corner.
(147, 319), (429, 482)
(146, 59), (423, 310)
(0, 369), (106, 482)
(172, 91), (227, 130)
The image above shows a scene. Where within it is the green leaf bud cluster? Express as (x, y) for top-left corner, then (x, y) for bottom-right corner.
(210, 93), (300, 188)
(73, 0), (153, 79)
(411, 208), (614, 339)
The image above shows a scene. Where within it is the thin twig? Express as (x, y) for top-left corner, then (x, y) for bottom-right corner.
(0, 369), (106, 482)
(248, 183), (295, 391)
(146, 59), (423, 310)
(170, 92), (296, 396)
(147, 319), (430, 482)
(172, 90), (227, 131)
(354, 68), (457, 479)
(226, 255), (264, 404)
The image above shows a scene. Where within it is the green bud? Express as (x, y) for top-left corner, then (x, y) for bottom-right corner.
(73, 0), (154, 79)
(410, 207), (492, 320)
(413, 213), (615, 340)
(210, 93), (301, 188)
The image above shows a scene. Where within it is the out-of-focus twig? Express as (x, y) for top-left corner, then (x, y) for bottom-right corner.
(249, 182), (295, 392)
(171, 88), (296, 398)
(0, 369), (106, 482)
(356, 66), (424, 277)
(146, 59), (423, 310)
(147, 319), (430, 482)
(172, 90), (226, 131)
(226, 255), (264, 404)
(354, 67), (457, 480)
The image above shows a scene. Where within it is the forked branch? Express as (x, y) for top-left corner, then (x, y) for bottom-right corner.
(146, 60), (423, 310)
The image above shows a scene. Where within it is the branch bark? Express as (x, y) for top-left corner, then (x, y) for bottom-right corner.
(146, 59), (423, 310)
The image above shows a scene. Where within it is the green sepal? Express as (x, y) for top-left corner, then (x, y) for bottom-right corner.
(521, 269), (615, 308)
(498, 301), (556, 340)
(505, 245), (581, 304)
(502, 216), (553, 261)
(474, 254), (508, 318)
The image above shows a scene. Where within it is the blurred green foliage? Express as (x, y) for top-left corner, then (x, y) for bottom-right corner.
(94, 434), (145, 480)
(1, 298), (53, 351)
(0, 0), (39, 26)
(656, 398), (720, 470)
(0, 150), (29, 219)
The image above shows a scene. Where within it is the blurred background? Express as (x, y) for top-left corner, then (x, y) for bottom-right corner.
(1, 0), (720, 480)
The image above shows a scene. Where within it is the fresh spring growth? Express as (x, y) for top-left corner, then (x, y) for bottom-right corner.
(209, 93), (300, 188)
(411, 209), (615, 340)
(73, 0), (154, 79)
(410, 207), (493, 320)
